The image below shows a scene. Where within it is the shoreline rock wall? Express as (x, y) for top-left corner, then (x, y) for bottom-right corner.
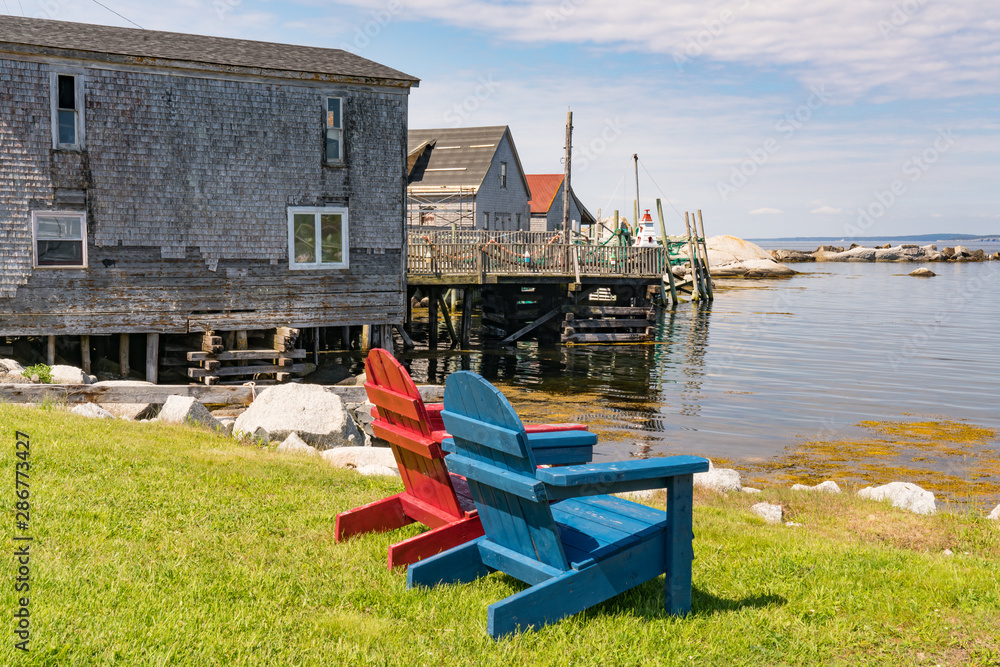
(772, 244), (1000, 263)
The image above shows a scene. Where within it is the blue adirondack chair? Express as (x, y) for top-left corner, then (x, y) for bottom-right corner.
(407, 371), (710, 639)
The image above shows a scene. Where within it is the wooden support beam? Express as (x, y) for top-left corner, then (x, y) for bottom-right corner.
(656, 199), (679, 306)
(119, 333), (130, 379)
(393, 323), (415, 350)
(428, 288), (439, 350)
(500, 308), (560, 345)
(461, 288), (473, 349)
(146, 333), (159, 384)
(697, 209), (714, 301)
(186, 349), (306, 362)
(437, 293), (459, 348)
(80, 335), (91, 374)
(187, 363), (308, 378)
(47, 335), (55, 366)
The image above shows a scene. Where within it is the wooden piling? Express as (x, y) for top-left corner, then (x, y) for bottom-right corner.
(437, 292), (459, 348)
(461, 288), (473, 349)
(656, 199), (679, 306)
(684, 214), (700, 302)
(428, 288), (439, 350)
(696, 210), (714, 301)
(80, 335), (91, 374)
(146, 333), (159, 384)
(46, 335), (55, 365)
(119, 333), (130, 379)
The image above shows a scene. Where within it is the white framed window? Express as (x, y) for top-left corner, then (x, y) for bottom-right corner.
(325, 97), (343, 164)
(50, 72), (85, 150)
(32, 211), (87, 268)
(500, 161), (507, 189)
(288, 206), (349, 270)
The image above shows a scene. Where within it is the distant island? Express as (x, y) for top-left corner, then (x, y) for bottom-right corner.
(751, 233), (999, 243)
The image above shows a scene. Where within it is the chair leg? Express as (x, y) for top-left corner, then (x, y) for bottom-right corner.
(388, 515), (485, 569)
(407, 537), (492, 589)
(334, 493), (412, 542)
(487, 536), (667, 639)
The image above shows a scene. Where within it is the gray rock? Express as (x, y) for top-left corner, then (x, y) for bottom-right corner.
(233, 384), (362, 449)
(742, 487), (762, 494)
(769, 249), (816, 262)
(909, 268), (936, 277)
(0, 359), (25, 375)
(215, 416), (236, 437)
(91, 380), (159, 420)
(71, 403), (114, 419)
(874, 248), (902, 261)
(321, 446), (398, 474)
(925, 252), (945, 261)
(751, 502), (783, 524)
(988, 504), (1000, 521)
(857, 482), (936, 515)
(920, 244), (938, 252)
(356, 464), (399, 477)
(791, 480), (841, 494)
(693, 460), (742, 493)
(49, 365), (92, 384)
(785, 521), (803, 528)
(953, 245), (970, 257)
(276, 432), (318, 456)
(156, 395), (225, 433)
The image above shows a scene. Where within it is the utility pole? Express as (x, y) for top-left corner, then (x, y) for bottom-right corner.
(562, 110), (573, 243)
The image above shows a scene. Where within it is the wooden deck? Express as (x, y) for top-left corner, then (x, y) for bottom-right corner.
(407, 241), (668, 286)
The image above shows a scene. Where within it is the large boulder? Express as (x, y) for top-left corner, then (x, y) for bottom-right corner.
(909, 268), (936, 277)
(49, 365), (93, 384)
(156, 395), (225, 433)
(321, 446), (398, 475)
(0, 359), (25, 375)
(693, 459), (742, 493)
(71, 403), (114, 419)
(826, 247), (876, 262)
(858, 482), (936, 515)
(233, 384), (362, 449)
(769, 249), (816, 262)
(791, 480), (841, 494)
(673, 236), (794, 277)
(276, 432), (319, 456)
(988, 504), (1000, 521)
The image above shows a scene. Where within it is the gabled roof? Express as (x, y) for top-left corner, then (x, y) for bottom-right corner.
(525, 173), (597, 225)
(526, 174), (565, 215)
(407, 126), (529, 195)
(0, 15), (418, 87)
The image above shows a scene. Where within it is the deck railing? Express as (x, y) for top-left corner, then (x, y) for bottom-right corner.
(408, 242), (668, 279)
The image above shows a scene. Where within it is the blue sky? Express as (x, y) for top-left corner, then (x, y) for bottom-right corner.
(7, 0), (998, 239)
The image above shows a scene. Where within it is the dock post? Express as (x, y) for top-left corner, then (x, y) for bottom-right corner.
(46, 335), (55, 365)
(428, 288), (439, 350)
(656, 199), (679, 306)
(119, 333), (130, 379)
(684, 214), (700, 301)
(461, 287), (473, 349)
(437, 291), (459, 348)
(146, 333), (159, 384)
(341, 326), (351, 351)
(697, 210), (714, 301)
(80, 335), (91, 374)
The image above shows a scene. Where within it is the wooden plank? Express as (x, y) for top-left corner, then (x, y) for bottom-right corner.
(80, 335), (91, 374)
(119, 333), (130, 378)
(444, 454), (548, 503)
(186, 349), (306, 361)
(568, 319), (654, 330)
(146, 333), (159, 384)
(440, 410), (525, 456)
(406, 538), (493, 589)
(387, 515), (484, 570)
(334, 493), (412, 542)
(499, 308), (560, 345)
(186, 363), (307, 378)
(364, 384), (424, 422)
(477, 540), (562, 586)
(561, 333), (651, 343)
(371, 421), (441, 459)
(399, 493), (465, 528)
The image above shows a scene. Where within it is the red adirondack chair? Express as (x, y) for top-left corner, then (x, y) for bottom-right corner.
(334, 348), (593, 569)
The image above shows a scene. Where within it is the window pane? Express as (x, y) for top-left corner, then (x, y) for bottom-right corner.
(36, 216), (82, 240)
(58, 109), (76, 145)
(320, 214), (342, 263)
(293, 213), (316, 264)
(327, 98), (341, 129)
(326, 129), (341, 162)
(58, 75), (75, 109)
(37, 240), (83, 266)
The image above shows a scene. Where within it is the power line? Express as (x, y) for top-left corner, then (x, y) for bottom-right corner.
(89, 0), (144, 29)
(16, 0), (24, 17)
(638, 157), (687, 224)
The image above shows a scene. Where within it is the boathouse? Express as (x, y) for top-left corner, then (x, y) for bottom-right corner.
(0, 16), (417, 382)
(525, 173), (595, 234)
(406, 126), (530, 231)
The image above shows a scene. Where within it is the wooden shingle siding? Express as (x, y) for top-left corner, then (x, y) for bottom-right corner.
(473, 132), (530, 231)
(1, 43), (411, 334)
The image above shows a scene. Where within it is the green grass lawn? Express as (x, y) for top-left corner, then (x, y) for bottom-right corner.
(1, 404), (998, 666)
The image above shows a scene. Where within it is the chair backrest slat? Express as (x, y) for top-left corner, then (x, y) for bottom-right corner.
(443, 372), (569, 571)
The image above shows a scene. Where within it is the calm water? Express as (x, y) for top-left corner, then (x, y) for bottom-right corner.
(391, 260), (1000, 500)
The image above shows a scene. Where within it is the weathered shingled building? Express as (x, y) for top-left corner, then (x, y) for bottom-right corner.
(0, 16), (417, 381)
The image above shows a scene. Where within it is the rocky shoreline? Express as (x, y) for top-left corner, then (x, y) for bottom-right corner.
(771, 243), (1000, 263)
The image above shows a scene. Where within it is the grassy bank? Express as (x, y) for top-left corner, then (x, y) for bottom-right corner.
(1, 404), (998, 666)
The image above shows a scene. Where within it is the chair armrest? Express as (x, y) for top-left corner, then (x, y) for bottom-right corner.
(526, 430), (597, 466)
(524, 423), (588, 433)
(425, 403), (445, 431)
(535, 455), (709, 487)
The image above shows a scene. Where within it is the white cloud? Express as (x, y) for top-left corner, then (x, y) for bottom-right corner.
(810, 205), (843, 214)
(750, 208), (783, 215)
(334, 0), (1000, 100)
